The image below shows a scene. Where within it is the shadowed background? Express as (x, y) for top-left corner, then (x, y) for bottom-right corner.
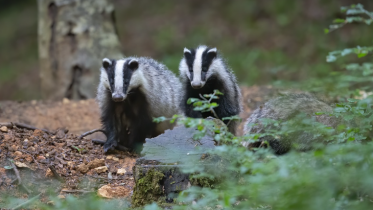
(0, 0), (372, 100)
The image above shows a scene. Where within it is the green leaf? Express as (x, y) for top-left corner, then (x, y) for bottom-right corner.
(153, 116), (166, 123)
(324, 28), (329, 34)
(187, 98), (200, 104)
(214, 89), (224, 95)
(333, 19), (345, 23)
(357, 52), (368, 58)
(4, 165), (13, 170)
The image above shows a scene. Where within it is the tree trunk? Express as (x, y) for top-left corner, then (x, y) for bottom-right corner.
(38, 0), (123, 100)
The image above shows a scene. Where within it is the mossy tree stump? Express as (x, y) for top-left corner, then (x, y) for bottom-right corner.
(132, 126), (216, 207)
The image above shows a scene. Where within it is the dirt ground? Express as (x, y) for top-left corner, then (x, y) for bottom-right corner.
(0, 85), (277, 206)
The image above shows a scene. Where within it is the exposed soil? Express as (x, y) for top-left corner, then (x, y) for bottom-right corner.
(0, 85), (278, 206)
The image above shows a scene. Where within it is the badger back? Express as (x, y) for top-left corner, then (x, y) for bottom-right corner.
(135, 57), (182, 117)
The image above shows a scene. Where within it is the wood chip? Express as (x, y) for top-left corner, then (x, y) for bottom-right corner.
(94, 166), (108, 173)
(117, 168), (126, 175)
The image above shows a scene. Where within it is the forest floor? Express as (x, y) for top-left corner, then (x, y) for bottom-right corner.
(0, 85), (277, 207)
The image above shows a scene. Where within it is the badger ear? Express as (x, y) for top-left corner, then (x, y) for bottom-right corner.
(128, 59), (139, 70)
(207, 48), (217, 59)
(102, 58), (112, 69)
(184, 47), (191, 56)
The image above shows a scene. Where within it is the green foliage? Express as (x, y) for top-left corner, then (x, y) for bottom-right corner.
(146, 4), (373, 210)
(1, 194), (129, 210)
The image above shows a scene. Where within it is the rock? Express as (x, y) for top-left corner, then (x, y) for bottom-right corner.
(33, 129), (43, 137)
(10, 145), (17, 152)
(77, 163), (89, 174)
(94, 166), (108, 173)
(0, 126), (8, 133)
(37, 155), (46, 161)
(106, 156), (113, 160)
(14, 151), (22, 157)
(56, 129), (66, 139)
(112, 157), (119, 161)
(97, 185), (129, 198)
(14, 161), (29, 168)
(97, 185), (113, 198)
(57, 195), (65, 199)
(117, 168), (126, 175)
(87, 159), (105, 169)
(25, 156), (33, 162)
(46, 168), (53, 177)
(62, 98), (70, 104)
(3, 134), (11, 141)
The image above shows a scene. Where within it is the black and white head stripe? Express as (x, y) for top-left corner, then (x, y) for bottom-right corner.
(100, 58), (140, 102)
(181, 45), (219, 89)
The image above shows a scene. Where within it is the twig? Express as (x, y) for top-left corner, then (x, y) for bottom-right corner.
(209, 108), (219, 119)
(199, 93), (208, 101)
(11, 193), (42, 210)
(8, 159), (31, 194)
(92, 139), (106, 145)
(61, 190), (94, 194)
(0, 122), (54, 134)
(199, 93), (219, 119)
(86, 175), (130, 180)
(9, 160), (22, 184)
(79, 128), (106, 139)
(54, 156), (67, 165)
(48, 165), (64, 182)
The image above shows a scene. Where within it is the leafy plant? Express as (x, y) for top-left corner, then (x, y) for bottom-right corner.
(147, 4), (373, 210)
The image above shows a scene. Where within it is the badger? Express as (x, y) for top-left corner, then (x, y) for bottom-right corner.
(179, 45), (242, 134)
(243, 93), (340, 155)
(97, 57), (181, 152)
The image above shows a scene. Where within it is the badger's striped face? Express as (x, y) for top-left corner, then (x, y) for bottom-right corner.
(101, 58), (139, 102)
(182, 46), (217, 89)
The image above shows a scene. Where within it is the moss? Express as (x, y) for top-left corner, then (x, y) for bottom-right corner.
(131, 169), (165, 207)
(189, 174), (216, 188)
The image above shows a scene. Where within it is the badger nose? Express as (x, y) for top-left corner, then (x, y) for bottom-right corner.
(112, 93), (125, 102)
(191, 81), (202, 89)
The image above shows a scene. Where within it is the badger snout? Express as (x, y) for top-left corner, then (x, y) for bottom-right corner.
(191, 81), (203, 89)
(112, 93), (126, 102)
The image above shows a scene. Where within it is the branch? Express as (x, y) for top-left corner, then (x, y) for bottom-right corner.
(79, 128), (106, 139)
(49, 165), (64, 182)
(8, 159), (31, 194)
(0, 122), (54, 134)
(91, 139), (106, 144)
(61, 190), (94, 194)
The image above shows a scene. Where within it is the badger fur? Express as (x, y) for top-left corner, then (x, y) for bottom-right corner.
(243, 93), (340, 155)
(179, 45), (242, 134)
(97, 57), (181, 152)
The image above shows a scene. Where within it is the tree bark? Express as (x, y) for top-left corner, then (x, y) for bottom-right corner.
(38, 0), (123, 100)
